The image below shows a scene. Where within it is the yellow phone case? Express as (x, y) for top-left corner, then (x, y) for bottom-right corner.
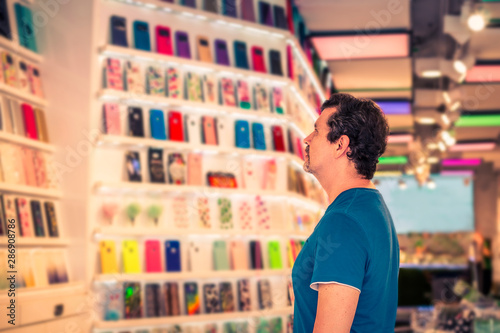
(100, 240), (118, 274)
(122, 240), (141, 273)
(197, 36), (212, 63)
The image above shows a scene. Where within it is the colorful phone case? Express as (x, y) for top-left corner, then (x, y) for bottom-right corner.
(220, 78), (236, 107)
(167, 67), (183, 99)
(269, 50), (283, 76)
(145, 283), (162, 317)
(202, 73), (218, 104)
(201, 116), (217, 145)
(219, 282), (235, 312)
(165, 240), (181, 272)
(234, 40), (249, 69)
(218, 197), (233, 229)
(235, 120), (250, 149)
(156, 25), (173, 55)
(3, 195), (18, 232)
(271, 125), (285, 152)
(187, 153), (203, 186)
(214, 39), (230, 66)
(103, 103), (120, 135)
(167, 153), (186, 185)
(105, 58), (123, 91)
(268, 241), (283, 269)
(185, 114), (201, 145)
(241, 0), (256, 22)
(27, 65), (44, 98)
(230, 241), (248, 270)
(181, 0), (196, 8)
(122, 240), (141, 273)
(175, 31), (191, 59)
(236, 80), (251, 109)
(15, 197), (33, 237)
(103, 282), (123, 321)
(197, 197), (211, 228)
(252, 123), (266, 150)
(237, 279), (251, 311)
(125, 151), (142, 182)
(203, 284), (220, 313)
(168, 111), (184, 141)
(222, 0), (237, 17)
(253, 83), (270, 112)
(258, 1), (273, 26)
(18, 61), (30, 93)
(150, 109), (167, 140)
(30, 200), (45, 237)
(258, 279), (273, 309)
(100, 240), (118, 274)
(124, 282), (142, 318)
(256, 196), (271, 230)
(14, 4), (37, 52)
(172, 196), (189, 228)
(271, 87), (285, 114)
(22, 147), (36, 186)
(203, 0), (218, 13)
(2, 52), (17, 87)
(147, 66), (165, 96)
(21, 103), (38, 139)
(125, 61), (144, 94)
(128, 107), (144, 137)
(213, 240), (230, 270)
(184, 282), (200, 315)
(133, 20), (151, 51)
(33, 151), (48, 188)
(110, 15), (128, 47)
(197, 36), (212, 63)
(34, 108), (49, 142)
(186, 72), (203, 102)
(251, 46), (266, 73)
(250, 240), (263, 269)
(148, 148), (166, 183)
(238, 201), (253, 230)
(164, 282), (181, 316)
(44, 202), (59, 237)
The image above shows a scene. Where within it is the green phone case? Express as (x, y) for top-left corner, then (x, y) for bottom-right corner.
(268, 241), (283, 269)
(213, 240), (230, 270)
(218, 197), (233, 229)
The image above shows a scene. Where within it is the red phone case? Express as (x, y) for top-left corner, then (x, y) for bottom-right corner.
(145, 240), (162, 273)
(168, 111), (184, 142)
(21, 103), (38, 139)
(272, 126), (285, 152)
(287, 44), (294, 79)
(156, 26), (173, 55)
(251, 46), (267, 73)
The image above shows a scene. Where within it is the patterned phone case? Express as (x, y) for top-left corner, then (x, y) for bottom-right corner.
(219, 282), (235, 312)
(238, 201), (253, 230)
(18, 61), (30, 93)
(271, 87), (285, 114)
(237, 279), (251, 311)
(204, 324), (218, 333)
(202, 74), (218, 104)
(147, 66), (165, 96)
(172, 196), (189, 228)
(218, 198), (233, 229)
(30, 200), (45, 237)
(258, 280), (273, 309)
(220, 78), (236, 107)
(167, 153), (186, 185)
(255, 196), (270, 230)
(124, 61), (144, 94)
(197, 197), (211, 229)
(262, 160), (277, 190)
(33, 151), (49, 188)
(2, 52), (17, 87)
(167, 67), (183, 99)
(103, 103), (121, 135)
(22, 147), (37, 186)
(164, 282), (181, 316)
(185, 282), (200, 315)
(203, 283), (220, 313)
(28, 65), (44, 98)
(145, 283), (162, 317)
(3, 195), (18, 231)
(103, 283), (123, 321)
(253, 83), (270, 113)
(124, 282), (143, 318)
(15, 197), (33, 237)
(236, 80), (251, 109)
(186, 72), (203, 102)
(105, 58), (123, 90)
(0, 143), (25, 185)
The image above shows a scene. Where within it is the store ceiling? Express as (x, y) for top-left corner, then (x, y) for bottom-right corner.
(296, 0), (500, 177)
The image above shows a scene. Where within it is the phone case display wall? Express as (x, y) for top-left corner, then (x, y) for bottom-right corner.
(91, 0), (326, 332)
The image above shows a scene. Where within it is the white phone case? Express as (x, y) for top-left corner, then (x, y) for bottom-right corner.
(32, 250), (49, 287)
(188, 241), (213, 272)
(0, 96), (13, 133)
(185, 114), (201, 145)
(17, 61), (31, 94)
(242, 160), (259, 190)
(202, 73), (218, 105)
(216, 116), (234, 148)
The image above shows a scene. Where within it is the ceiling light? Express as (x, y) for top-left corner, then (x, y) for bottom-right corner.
(416, 117), (437, 125)
(427, 157), (439, 164)
(442, 91), (451, 104)
(450, 101), (461, 112)
(449, 142), (496, 152)
(438, 141), (447, 152)
(427, 143), (439, 150)
(422, 70), (442, 78)
(427, 179), (436, 189)
(441, 114), (451, 127)
(468, 14), (486, 32)
(454, 60), (467, 74)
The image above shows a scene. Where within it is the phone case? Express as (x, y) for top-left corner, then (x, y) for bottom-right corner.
(271, 126), (285, 152)
(3, 195), (17, 232)
(0, 196), (6, 236)
(164, 282), (181, 316)
(167, 153), (186, 185)
(214, 39), (230, 66)
(188, 240), (212, 272)
(197, 197), (211, 228)
(256, 195), (271, 230)
(32, 250), (48, 287)
(103, 282), (123, 321)
(258, 280), (273, 309)
(218, 197), (233, 229)
(271, 87), (285, 114)
(156, 25), (173, 55)
(287, 45), (294, 79)
(0, 0), (11, 39)
(133, 20), (151, 51)
(21, 103), (38, 139)
(235, 120), (250, 149)
(175, 31), (191, 59)
(186, 72), (203, 102)
(241, 0), (256, 22)
(258, 1), (273, 26)
(184, 282), (200, 315)
(110, 16), (128, 47)
(222, 0), (237, 17)
(201, 116), (217, 145)
(27, 65), (44, 98)
(236, 80), (251, 109)
(168, 111), (184, 141)
(213, 240), (230, 270)
(22, 147), (36, 186)
(167, 67), (183, 99)
(252, 123), (266, 150)
(237, 279), (251, 311)
(250, 240), (263, 269)
(172, 196), (189, 228)
(203, 284), (220, 313)
(185, 114), (201, 145)
(102, 103), (120, 135)
(233, 41), (249, 69)
(165, 240), (181, 272)
(9, 99), (25, 137)
(149, 109), (166, 140)
(33, 151), (48, 188)
(18, 61), (30, 93)
(128, 107), (144, 137)
(147, 66), (165, 96)
(202, 73), (218, 104)
(262, 159), (277, 190)
(273, 5), (287, 29)
(148, 148), (166, 183)
(186, 153), (203, 186)
(124, 282), (143, 318)
(15, 197), (33, 237)
(2, 52), (17, 87)
(197, 36), (212, 63)
(253, 83), (270, 112)
(219, 282), (235, 312)
(215, 117), (233, 148)
(124, 61), (144, 94)
(100, 240), (118, 274)
(181, 0), (196, 8)
(203, 0), (218, 13)
(220, 78), (236, 107)
(33, 108), (49, 142)
(238, 201), (253, 230)
(268, 241), (283, 269)
(230, 241), (248, 270)
(0, 143), (23, 185)
(145, 283), (162, 317)
(30, 200), (45, 237)
(251, 46), (266, 73)
(122, 240), (141, 273)
(125, 151), (142, 182)
(269, 50), (283, 76)
(44, 202), (59, 237)
(14, 4), (37, 52)
(104, 58), (123, 91)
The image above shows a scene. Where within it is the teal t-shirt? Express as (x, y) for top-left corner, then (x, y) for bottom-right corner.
(292, 188), (399, 332)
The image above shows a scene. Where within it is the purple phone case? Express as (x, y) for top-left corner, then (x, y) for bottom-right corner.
(215, 39), (230, 66)
(259, 1), (273, 27)
(175, 31), (191, 59)
(241, 0), (256, 22)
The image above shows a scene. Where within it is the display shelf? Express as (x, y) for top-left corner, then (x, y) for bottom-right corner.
(93, 225), (311, 238)
(93, 181), (325, 211)
(0, 281), (85, 300)
(94, 306), (294, 329)
(0, 131), (55, 152)
(0, 237), (70, 247)
(399, 263), (468, 270)
(289, 84), (320, 121)
(94, 269), (292, 283)
(0, 183), (62, 199)
(0, 36), (43, 64)
(0, 83), (47, 108)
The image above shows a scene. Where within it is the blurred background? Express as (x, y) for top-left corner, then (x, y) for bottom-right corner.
(0, 0), (499, 332)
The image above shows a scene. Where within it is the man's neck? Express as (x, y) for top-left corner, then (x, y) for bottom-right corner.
(316, 169), (375, 206)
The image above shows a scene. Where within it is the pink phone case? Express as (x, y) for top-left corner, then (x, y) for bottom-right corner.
(33, 151), (48, 188)
(103, 103), (121, 135)
(27, 65), (44, 98)
(22, 147), (36, 186)
(16, 197), (34, 237)
(187, 153), (203, 186)
(251, 46), (266, 73)
(145, 240), (162, 273)
(105, 58), (123, 91)
(21, 103), (38, 139)
(231, 240), (249, 270)
(202, 116), (217, 145)
(221, 78), (236, 107)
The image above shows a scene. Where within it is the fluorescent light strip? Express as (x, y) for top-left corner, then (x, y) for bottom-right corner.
(440, 170), (474, 176)
(465, 65), (500, 82)
(378, 156), (408, 165)
(374, 171), (403, 177)
(449, 142), (496, 152)
(441, 158), (481, 167)
(456, 115), (500, 127)
(376, 101), (411, 115)
(388, 134), (413, 144)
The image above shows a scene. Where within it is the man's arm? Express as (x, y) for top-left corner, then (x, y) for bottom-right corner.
(313, 283), (360, 333)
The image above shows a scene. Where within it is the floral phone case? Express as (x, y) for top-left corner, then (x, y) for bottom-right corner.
(202, 74), (218, 104)
(172, 196), (189, 228)
(104, 58), (123, 90)
(257, 279), (272, 309)
(255, 196), (270, 230)
(271, 87), (285, 114)
(103, 282), (122, 321)
(197, 197), (211, 229)
(218, 197), (233, 230)
(33, 151), (48, 188)
(236, 80), (251, 109)
(1, 52), (17, 88)
(167, 153), (186, 185)
(125, 61), (144, 94)
(253, 83), (270, 113)
(167, 67), (183, 99)
(15, 197), (33, 237)
(186, 72), (203, 102)
(220, 78), (236, 107)
(147, 66), (165, 96)
(219, 282), (235, 312)
(238, 201), (253, 230)
(203, 283), (220, 313)
(237, 279), (251, 311)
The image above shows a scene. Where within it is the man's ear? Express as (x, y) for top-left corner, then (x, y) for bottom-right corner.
(335, 135), (350, 157)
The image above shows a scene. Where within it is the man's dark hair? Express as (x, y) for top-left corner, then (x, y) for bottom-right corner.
(321, 93), (390, 180)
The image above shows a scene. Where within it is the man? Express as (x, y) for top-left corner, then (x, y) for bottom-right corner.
(292, 93), (399, 333)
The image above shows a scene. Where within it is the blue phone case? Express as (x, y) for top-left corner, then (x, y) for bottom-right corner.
(222, 0), (237, 17)
(133, 20), (151, 51)
(235, 120), (250, 149)
(14, 4), (37, 52)
(110, 16), (128, 47)
(181, 0), (196, 8)
(234, 41), (249, 70)
(150, 110), (166, 140)
(252, 123), (266, 150)
(165, 240), (181, 272)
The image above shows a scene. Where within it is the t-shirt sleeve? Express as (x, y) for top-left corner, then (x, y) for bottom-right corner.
(310, 213), (370, 293)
